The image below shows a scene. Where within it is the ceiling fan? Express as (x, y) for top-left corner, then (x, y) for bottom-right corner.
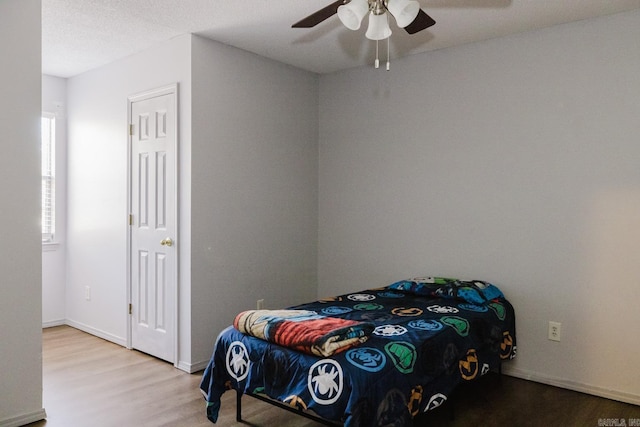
(292, 0), (436, 37)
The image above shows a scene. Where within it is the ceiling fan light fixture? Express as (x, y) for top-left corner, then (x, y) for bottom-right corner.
(365, 12), (392, 40)
(337, 0), (370, 30)
(291, 0), (436, 70)
(386, 0), (420, 28)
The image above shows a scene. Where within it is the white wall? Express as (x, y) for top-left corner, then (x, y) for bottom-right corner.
(189, 36), (319, 368)
(318, 10), (640, 404)
(64, 33), (318, 372)
(0, 0), (46, 425)
(42, 75), (68, 327)
(66, 35), (192, 355)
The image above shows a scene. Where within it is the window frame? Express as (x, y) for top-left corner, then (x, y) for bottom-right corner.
(42, 112), (56, 245)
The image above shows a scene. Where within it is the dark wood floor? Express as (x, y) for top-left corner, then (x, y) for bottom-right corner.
(29, 326), (640, 426)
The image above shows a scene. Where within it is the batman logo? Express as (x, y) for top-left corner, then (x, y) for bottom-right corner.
(391, 307), (424, 317)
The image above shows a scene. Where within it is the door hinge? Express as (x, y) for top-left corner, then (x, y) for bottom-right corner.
(129, 124), (134, 136)
(129, 303), (132, 315)
(129, 214), (133, 225)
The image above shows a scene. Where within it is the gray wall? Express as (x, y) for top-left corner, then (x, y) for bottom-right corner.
(190, 36), (319, 367)
(0, 0), (45, 424)
(318, 10), (640, 403)
(65, 34), (192, 361)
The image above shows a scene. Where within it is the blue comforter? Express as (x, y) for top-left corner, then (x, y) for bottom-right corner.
(200, 278), (516, 426)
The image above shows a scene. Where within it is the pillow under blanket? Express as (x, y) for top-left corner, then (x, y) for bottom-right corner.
(387, 276), (504, 305)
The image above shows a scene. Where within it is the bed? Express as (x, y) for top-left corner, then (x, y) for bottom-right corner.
(199, 277), (516, 426)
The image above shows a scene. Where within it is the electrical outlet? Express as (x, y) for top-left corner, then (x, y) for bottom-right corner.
(85, 286), (91, 301)
(257, 299), (264, 310)
(548, 321), (561, 341)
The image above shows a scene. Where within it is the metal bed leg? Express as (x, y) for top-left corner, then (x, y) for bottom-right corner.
(236, 389), (243, 422)
(244, 391), (341, 426)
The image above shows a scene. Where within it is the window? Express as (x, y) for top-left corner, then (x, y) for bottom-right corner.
(42, 114), (55, 242)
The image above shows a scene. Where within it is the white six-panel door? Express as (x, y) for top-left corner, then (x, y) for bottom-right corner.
(128, 85), (177, 364)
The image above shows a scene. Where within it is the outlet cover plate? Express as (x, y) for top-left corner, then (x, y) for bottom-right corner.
(548, 321), (561, 341)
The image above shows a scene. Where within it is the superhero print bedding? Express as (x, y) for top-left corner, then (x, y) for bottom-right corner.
(199, 277), (516, 426)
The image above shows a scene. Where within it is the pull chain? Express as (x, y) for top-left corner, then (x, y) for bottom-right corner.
(372, 13), (391, 70)
(386, 35), (390, 71)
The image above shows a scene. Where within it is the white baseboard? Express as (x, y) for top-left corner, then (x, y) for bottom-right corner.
(51, 319), (206, 374)
(42, 319), (66, 328)
(503, 365), (640, 406)
(64, 319), (127, 347)
(177, 359), (209, 374)
(0, 408), (46, 427)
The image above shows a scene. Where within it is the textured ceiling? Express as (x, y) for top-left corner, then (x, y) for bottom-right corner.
(42, 0), (640, 78)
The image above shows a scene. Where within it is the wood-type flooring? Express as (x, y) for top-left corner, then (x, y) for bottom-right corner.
(28, 326), (640, 427)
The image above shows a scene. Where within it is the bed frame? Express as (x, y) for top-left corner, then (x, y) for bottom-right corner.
(232, 368), (496, 426)
(201, 282), (515, 427)
(236, 389), (341, 426)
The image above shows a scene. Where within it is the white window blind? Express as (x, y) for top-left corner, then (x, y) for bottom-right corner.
(42, 114), (55, 242)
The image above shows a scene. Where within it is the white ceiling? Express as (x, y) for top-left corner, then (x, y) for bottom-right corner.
(42, 0), (640, 78)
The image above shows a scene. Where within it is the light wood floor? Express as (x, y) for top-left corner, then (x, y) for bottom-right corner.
(29, 326), (640, 427)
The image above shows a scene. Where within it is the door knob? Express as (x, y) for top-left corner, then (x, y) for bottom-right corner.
(160, 238), (174, 247)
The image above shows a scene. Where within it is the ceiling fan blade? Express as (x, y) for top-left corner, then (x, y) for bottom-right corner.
(404, 9), (436, 34)
(292, 0), (345, 28)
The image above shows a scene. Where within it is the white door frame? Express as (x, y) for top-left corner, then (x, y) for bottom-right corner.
(126, 83), (179, 367)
